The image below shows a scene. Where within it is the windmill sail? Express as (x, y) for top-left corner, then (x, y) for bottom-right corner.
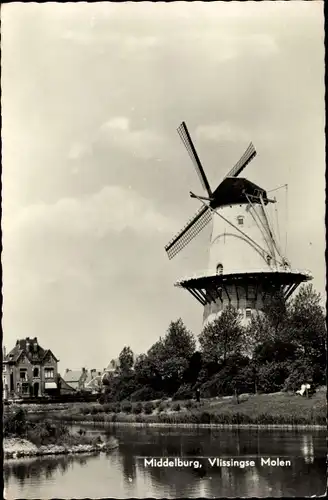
(224, 142), (257, 179)
(177, 122), (212, 197)
(165, 205), (212, 259)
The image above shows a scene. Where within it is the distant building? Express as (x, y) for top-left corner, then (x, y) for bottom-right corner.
(84, 369), (104, 393)
(3, 337), (59, 400)
(63, 368), (89, 391)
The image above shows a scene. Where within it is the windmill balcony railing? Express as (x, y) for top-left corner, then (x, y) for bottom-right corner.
(174, 267), (312, 286)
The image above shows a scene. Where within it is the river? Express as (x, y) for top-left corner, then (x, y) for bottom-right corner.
(4, 426), (326, 499)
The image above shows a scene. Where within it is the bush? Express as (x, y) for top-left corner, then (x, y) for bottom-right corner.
(172, 384), (194, 401)
(257, 361), (291, 393)
(157, 402), (167, 413)
(4, 408), (27, 437)
(130, 386), (164, 402)
(121, 400), (132, 413)
(144, 401), (154, 414)
(132, 402), (143, 414)
(283, 360), (318, 392)
(172, 402), (181, 412)
(185, 400), (195, 410)
(103, 403), (115, 413)
(200, 411), (211, 424)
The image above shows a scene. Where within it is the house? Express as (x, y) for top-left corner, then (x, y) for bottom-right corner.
(2, 337), (59, 400)
(63, 368), (89, 391)
(84, 369), (104, 393)
(57, 375), (77, 395)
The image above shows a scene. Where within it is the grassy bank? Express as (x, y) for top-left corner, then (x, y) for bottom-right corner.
(44, 389), (327, 428)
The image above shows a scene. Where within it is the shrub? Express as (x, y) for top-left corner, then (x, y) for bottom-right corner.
(200, 411), (211, 424)
(121, 400), (132, 413)
(103, 403), (115, 413)
(283, 360), (318, 392)
(257, 361), (291, 393)
(157, 402), (167, 413)
(132, 402), (143, 414)
(4, 408), (27, 437)
(172, 402), (181, 412)
(130, 386), (164, 402)
(185, 400), (194, 410)
(172, 384), (194, 401)
(144, 401), (154, 414)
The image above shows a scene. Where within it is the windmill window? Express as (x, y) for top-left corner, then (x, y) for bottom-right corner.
(216, 263), (223, 275)
(237, 216), (244, 226)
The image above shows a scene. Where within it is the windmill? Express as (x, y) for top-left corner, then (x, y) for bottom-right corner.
(165, 121), (312, 325)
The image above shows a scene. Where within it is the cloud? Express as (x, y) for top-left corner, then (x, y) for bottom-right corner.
(96, 117), (166, 160)
(195, 122), (249, 144)
(4, 185), (174, 246)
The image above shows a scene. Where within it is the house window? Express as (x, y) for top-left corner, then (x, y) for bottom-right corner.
(17, 383), (21, 393)
(20, 369), (27, 380)
(22, 383), (29, 394)
(45, 368), (54, 379)
(237, 215), (244, 226)
(33, 367), (39, 377)
(245, 309), (252, 319)
(216, 263), (223, 275)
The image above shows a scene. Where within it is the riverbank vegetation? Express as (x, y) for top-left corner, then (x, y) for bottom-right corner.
(100, 285), (326, 407)
(3, 408), (118, 459)
(46, 387), (326, 427)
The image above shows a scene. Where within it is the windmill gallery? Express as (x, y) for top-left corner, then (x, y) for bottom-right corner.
(164, 122), (312, 326)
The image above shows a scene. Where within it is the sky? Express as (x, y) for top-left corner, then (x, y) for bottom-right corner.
(1, 1), (325, 373)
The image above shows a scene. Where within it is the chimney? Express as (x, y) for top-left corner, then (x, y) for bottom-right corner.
(26, 339), (30, 351)
(66, 368), (70, 373)
(82, 367), (86, 373)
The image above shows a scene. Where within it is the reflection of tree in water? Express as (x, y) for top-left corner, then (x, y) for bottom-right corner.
(132, 428), (326, 498)
(252, 456), (326, 497)
(121, 451), (137, 484)
(3, 454), (91, 487)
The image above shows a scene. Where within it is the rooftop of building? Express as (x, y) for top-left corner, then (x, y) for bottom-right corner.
(4, 337), (59, 364)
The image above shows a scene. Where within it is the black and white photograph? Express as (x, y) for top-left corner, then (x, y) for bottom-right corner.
(2, 1), (326, 499)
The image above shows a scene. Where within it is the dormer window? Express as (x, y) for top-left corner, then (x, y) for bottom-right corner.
(245, 309), (252, 319)
(237, 215), (244, 226)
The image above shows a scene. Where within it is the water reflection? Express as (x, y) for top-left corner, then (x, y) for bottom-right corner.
(4, 428), (326, 499)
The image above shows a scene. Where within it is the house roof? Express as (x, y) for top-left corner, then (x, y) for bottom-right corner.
(4, 338), (59, 364)
(63, 370), (85, 383)
(58, 375), (77, 392)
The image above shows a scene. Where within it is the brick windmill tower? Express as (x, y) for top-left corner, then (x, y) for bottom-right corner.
(165, 122), (312, 326)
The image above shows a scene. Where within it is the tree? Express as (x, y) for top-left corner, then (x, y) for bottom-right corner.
(246, 292), (290, 347)
(199, 306), (245, 364)
(162, 318), (196, 361)
(288, 284), (326, 369)
(118, 346), (134, 375)
(253, 339), (298, 365)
